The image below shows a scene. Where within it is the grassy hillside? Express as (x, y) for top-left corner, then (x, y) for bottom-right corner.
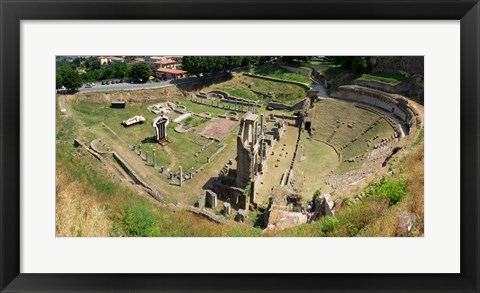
(356, 72), (406, 86)
(56, 114), (261, 237)
(253, 64), (312, 84)
(205, 75), (308, 105)
(269, 140), (424, 237)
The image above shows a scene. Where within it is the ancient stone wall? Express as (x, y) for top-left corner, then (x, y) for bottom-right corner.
(242, 73), (311, 89)
(266, 98), (310, 111)
(277, 64), (312, 78)
(353, 79), (410, 94)
(81, 138), (163, 202)
(330, 85), (416, 130)
(211, 181), (249, 210)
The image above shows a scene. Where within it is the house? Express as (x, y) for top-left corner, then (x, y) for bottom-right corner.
(154, 59), (179, 70)
(164, 56), (183, 63)
(146, 56), (165, 64)
(98, 56), (125, 65)
(155, 68), (188, 80)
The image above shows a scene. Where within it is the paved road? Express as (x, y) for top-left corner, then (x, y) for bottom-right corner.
(76, 76), (199, 93)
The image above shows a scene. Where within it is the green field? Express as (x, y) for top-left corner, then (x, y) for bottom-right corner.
(356, 72), (406, 86)
(253, 64), (312, 84)
(294, 135), (339, 197)
(204, 74), (308, 105)
(70, 98), (227, 173)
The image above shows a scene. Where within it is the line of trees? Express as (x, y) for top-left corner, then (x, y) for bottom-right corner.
(329, 57), (369, 74)
(181, 56), (259, 76)
(56, 56), (154, 90)
(181, 56), (320, 77)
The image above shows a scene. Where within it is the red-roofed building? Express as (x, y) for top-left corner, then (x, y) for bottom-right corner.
(156, 68), (188, 80)
(98, 56), (125, 65)
(154, 59), (179, 70)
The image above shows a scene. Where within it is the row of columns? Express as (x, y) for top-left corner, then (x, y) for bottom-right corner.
(134, 144), (185, 187)
(192, 97), (258, 113)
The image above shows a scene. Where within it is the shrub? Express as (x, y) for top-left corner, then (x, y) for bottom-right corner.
(113, 203), (160, 237)
(312, 189), (322, 201)
(372, 177), (407, 205)
(320, 216), (341, 235)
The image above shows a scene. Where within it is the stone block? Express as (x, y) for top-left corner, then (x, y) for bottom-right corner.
(205, 190), (217, 208)
(223, 202), (231, 215)
(196, 190), (206, 209)
(234, 209), (248, 223)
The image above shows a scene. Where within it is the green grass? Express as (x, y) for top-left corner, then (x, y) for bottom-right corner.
(226, 87), (258, 101)
(113, 202), (161, 237)
(413, 128), (424, 147)
(356, 72), (407, 86)
(310, 99), (395, 174)
(294, 137), (339, 197)
(366, 177), (407, 205)
(254, 64), (312, 84)
(70, 98), (225, 173)
(183, 116), (209, 128)
(273, 198), (389, 237)
(179, 99), (231, 116)
(308, 60), (333, 65)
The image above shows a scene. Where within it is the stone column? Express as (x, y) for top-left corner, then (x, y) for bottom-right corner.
(153, 150), (156, 168)
(145, 152), (148, 162)
(179, 166), (183, 187)
(260, 114), (264, 133)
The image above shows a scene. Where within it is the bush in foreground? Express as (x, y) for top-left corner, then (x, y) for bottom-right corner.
(113, 203), (160, 237)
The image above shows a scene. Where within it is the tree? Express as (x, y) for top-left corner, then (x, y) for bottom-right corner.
(182, 56), (259, 76)
(56, 65), (82, 90)
(111, 62), (129, 79)
(130, 62), (153, 82)
(331, 56), (369, 74)
(56, 72), (63, 89)
(279, 56), (313, 64)
(84, 56), (101, 71)
(351, 57), (368, 74)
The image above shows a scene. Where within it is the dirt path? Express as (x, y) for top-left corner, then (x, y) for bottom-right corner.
(57, 95), (71, 117)
(163, 146), (177, 170)
(311, 80), (329, 99)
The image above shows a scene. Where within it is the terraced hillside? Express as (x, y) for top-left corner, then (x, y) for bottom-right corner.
(204, 74), (309, 105)
(310, 99), (396, 173)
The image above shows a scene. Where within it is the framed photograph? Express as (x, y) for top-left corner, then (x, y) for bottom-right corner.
(1, 0), (479, 292)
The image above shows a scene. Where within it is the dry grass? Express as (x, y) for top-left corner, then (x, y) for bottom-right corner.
(357, 143), (424, 237)
(56, 162), (113, 237)
(71, 86), (187, 104)
(270, 140), (424, 237)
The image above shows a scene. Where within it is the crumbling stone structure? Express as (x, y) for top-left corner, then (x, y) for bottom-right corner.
(330, 85), (419, 133)
(235, 112), (265, 189)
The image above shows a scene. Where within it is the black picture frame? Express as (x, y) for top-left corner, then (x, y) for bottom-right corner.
(1, 0), (479, 292)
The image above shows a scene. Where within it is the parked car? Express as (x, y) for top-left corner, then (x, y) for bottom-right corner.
(111, 80), (116, 84)
(101, 81), (105, 85)
(85, 84), (92, 88)
(106, 81), (110, 85)
(119, 79), (124, 83)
